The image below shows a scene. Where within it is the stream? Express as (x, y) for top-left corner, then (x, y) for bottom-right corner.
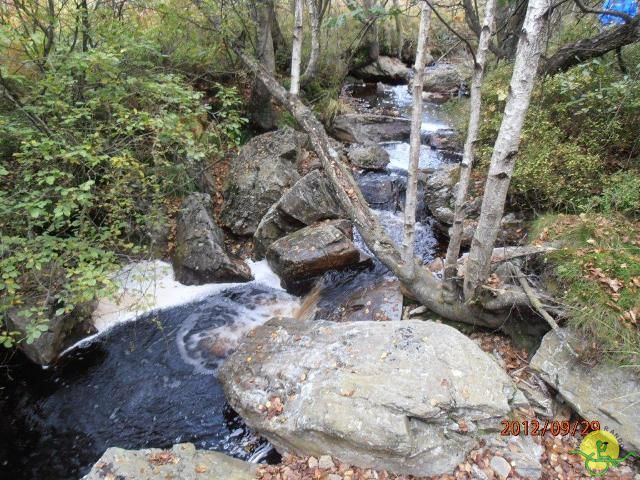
(0, 81), (460, 480)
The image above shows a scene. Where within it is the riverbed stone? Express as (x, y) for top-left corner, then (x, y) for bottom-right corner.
(331, 114), (411, 145)
(422, 64), (466, 95)
(6, 300), (96, 365)
(319, 277), (404, 322)
(347, 144), (390, 170)
(220, 127), (307, 235)
(530, 328), (640, 453)
(219, 318), (524, 476)
(357, 171), (406, 211)
(82, 443), (256, 480)
(266, 220), (362, 292)
(254, 170), (347, 259)
(172, 193), (253, 284)
(352, 56), (411, 84)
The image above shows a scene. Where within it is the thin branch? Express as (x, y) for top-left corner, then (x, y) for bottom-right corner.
(424, 0), (478, 64)
(573, 0), (634, 22)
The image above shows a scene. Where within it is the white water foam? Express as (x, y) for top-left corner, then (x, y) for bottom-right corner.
(61, 259), (289, 356)
(381, 141), (443, 171)
(176, 285), (299, 375)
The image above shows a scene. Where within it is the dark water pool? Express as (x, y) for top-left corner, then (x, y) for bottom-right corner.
(0, 284), (297, 480)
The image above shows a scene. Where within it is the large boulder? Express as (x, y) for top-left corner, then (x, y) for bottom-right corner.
(266, 220), (362, 292)
(347, 144), (390, 170)
(82, 443), (256, 480)
(220, 128), (307, 235)
(254, 170), (347, 258)
(351, 56), (412, 84)
(422, 64), (466, 95)
(531, 329), (640, 453)
(173, 193), (253, 285)
(219, 318), (526, 477)
(331, 114), (411, 145)
(6, 301), (96, 365)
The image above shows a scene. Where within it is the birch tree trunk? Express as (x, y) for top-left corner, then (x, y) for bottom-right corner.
(463, 0), (550, 299)
(301, 0), (321, 84)
(443, 0), (496, 282)
(232, 45), (541, 329)
(402, 1), (431, 265)
(290, 0), (304, 95)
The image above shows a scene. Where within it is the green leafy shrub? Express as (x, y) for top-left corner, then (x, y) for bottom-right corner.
(0, 18), (246, 347)
(477, 51), (640, 212)
(598, 171), (640, 218)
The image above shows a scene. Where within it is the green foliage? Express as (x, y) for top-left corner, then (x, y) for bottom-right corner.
(598, 171), (640, 218)
(532, 214), (640, 369)
(0, 9), (246, 347)
(478, 51), (640, 212)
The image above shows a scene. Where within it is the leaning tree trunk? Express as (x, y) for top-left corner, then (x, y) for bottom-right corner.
(232, 45), (532, 329)
(301, 0), (321, 85)
(290, 0), (304, 95)
(443, 0), (496, 282)
(402, 1), (432, 265)
(463, 0), (550, 300)
(541, 15), (640, 75)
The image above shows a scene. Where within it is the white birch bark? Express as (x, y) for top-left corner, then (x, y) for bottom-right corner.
(290, 0), (304, 95)
(301, 0), (321, 84)
(464, 0), (551, 299)
(443, 0), (496, 282)
(402, 1), (432, 265)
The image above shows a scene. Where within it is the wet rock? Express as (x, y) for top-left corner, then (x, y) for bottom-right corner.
(357, 171), (406, 211)
(347, 144), (390, 170)
(266, 220), (362, 293)
(331, 114), (411, 145)
(424, 163), (459, 221)
(82, 443), (256, 480)
(530, 328), (640, 453)
(352, 56), (411, 84)
(422, 64), (466, 96)
(173, 193), (253, 285)
(6, 300), (96, 365)
(220, 128), (307, 235)
(427, 130), (463, 152)
(327, 278), (403, 322)
(254, 170), (347, 259)
(220, 318), (525, 477)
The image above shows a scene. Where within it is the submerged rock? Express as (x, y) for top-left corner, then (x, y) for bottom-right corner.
(220, 318), (525, 476)
(266, 220), (363, 293)
(325, 277), (403, 322)
(347, 144), (390, 170)
(351, 56), (411, 84)
(173, 193), (253, 285)
(254, 170), (347, 259)
(331, 114), (411, 145)
(530, 329), (640, 453)
(82, 443), (256, 480)
(220, 127), (307, 235)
